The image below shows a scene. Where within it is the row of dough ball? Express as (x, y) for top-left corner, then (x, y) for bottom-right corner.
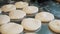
(0, 11), (55, 25)
(35, 12), (60, 33)
(0, 15), (41, 31)
(0, 19), (60, 34)
(0, 1), (60, 33)
(0, 12), (60, 33)
(1, 1), (28, 12)
(0, 1), (54, 22)
(9, 5), (38, 19)
(0, 11), (55, 23)
(1, 1), (38, 15)
(0, 15), (41, 34)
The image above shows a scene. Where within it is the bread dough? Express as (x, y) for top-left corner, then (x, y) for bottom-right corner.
(0, 15), (10, 25)
(21, 18), (41, 31)
(9, 10), (26, 19)
(15, 1), (28, 8)
(23, 6), (38, 14)
(49, 20), (60, 33)
(0, 23), (23, 34)
(1, 4), (16, 12)
(35, 12), (54, 22)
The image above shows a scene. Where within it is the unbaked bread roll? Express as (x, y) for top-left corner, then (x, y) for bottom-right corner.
(21, 18), (41, 31)
(15, 1), (28, 8)
(0, 15), (10, 25)
(23, 6), (38, 14)
(9, 10), (26, 19)
(1, 4), (16, 12)
(35, 12), (54, 22)
(0, 23), (23, 34)
(49, 20), (60, 33)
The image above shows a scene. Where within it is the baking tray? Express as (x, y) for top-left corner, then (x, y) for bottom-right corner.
(0, 0), (60, 34)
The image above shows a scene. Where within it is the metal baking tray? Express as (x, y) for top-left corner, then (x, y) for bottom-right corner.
(0, 0), (60, 34)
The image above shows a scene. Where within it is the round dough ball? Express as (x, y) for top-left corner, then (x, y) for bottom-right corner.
(35, 12), (54, 22)
(23, 6), (38, 14)
(0, 23), (23, 34)
(9, 10), (26, 19)
(15, 1), (28, 8)
(21, 18), (41, 31)
(0, 15), (10, 25)
(1, 4), (16, 12)
(49, 20), (60, 33)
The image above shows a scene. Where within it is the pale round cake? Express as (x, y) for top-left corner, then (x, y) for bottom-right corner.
(9, 10), (26, 19)
(21, 18), (41, 31)
(0, 23), (23, 34)
(23, 6), (38, 14)
(49, 20), (60, 33)
(35, 12), (54, 22)
(0, 15), (10, 25)
(15, 1), (28, 8)
(1, 4), (16, 12)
